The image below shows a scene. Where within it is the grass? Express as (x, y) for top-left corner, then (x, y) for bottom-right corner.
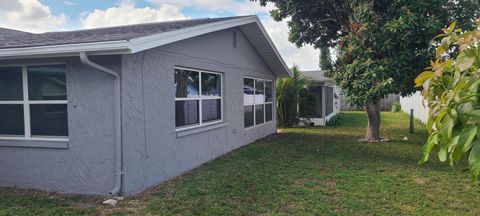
(1, 111), (480, 215)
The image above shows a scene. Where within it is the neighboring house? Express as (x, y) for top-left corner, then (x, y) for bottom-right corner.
(399, 91), (429, 124)
(299, 71), (340, 126)
(0, 15), (291, 196)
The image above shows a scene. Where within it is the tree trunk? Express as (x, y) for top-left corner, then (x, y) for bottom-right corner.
(365, 103), (381, 142)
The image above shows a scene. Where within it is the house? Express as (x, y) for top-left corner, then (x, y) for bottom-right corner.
(299, 70), (340, 126)
(0, 15), (290, 196)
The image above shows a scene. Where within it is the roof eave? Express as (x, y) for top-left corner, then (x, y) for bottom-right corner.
(128, 16), (258, 53)
(251, 16), (291, 78)
(0, 40), (131, 60)
(128, 15), (291, 78)
(0, 16), (292, 78)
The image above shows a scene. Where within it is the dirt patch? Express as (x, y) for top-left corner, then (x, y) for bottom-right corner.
(412, 176), (431, 185)
(254, 132), (284, 144)
(280, 201), (297, 212)
(322, 179), (337, 190)
(293, 178), (308, 186)
(0, 187), (103, 203)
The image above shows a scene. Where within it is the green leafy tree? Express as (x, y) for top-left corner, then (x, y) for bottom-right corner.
(276, 65), (309, 127)
(417, 21), (480, 181)
(319, 46), (333, 71)
(255, 0), (479, 141)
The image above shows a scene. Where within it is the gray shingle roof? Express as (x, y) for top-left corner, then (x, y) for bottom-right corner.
(0, 28), (32, 38)
(302, 70), (332, 82)
(0, 17), (239, 49)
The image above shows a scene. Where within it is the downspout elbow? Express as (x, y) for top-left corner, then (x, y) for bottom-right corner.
(79, 52), (123, 196)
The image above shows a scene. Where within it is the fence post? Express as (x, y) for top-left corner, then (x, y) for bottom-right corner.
(410, 109), (414, 133)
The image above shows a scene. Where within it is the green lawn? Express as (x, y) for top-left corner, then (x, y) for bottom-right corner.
(2, 112), (480, 215)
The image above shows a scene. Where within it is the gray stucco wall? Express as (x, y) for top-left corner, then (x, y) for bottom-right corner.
(0, 27), (278, 196)
(121, 27), (277, 195)
(0, 56), (119, 195)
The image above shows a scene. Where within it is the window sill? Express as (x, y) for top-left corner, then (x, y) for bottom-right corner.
(0, 138), (69, 149)
(176, 122), (227, 138)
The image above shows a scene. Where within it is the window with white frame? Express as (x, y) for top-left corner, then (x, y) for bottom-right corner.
(244, 77), (273, 128)
(174, 67), (223, 129)
(0, 64), (68, 140)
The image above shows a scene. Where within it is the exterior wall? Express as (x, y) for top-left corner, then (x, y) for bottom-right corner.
(121, 27), (277, 195)
(0, 56), (119, 195)
(301, 84), (340, 126)
(400, 91), (429, 124)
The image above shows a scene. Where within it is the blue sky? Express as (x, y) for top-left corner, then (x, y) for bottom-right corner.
(0, 0), (319, 70)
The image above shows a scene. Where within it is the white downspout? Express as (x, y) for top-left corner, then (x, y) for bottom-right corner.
(79, 52), (122, 195)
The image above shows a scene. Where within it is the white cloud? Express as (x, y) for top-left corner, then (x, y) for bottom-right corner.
(64, 1), (77, 6)
(80, 3), (187, 29)
(0, 0), (318, 70)
(148, 0), (319, 70)
(0, 0), (68, 33)
(148, 0), (274, 15)
(260, 17), (319, 70)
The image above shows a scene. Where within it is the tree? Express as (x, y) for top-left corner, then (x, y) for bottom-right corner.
(319, 46), (333, 71)
(255, 0), (479, 141)
(276, 65), (309, 127)
(417, 21), (480, 181)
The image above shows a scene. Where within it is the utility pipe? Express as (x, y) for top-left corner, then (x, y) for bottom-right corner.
(79, 52), (122, 195)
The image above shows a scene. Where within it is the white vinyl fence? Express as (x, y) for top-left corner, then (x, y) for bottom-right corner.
(399, 91), (429, 124)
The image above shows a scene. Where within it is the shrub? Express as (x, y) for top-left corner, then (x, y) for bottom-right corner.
(276, 65), (310, 127)
(416, 21), (480, 181)
(326, 113), (342, 126)
(391, 102), (401, 113)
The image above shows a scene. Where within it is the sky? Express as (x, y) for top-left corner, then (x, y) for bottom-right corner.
(0, 0), (320, 70)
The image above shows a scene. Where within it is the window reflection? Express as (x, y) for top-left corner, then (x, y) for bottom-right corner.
(265, 81), (273, 102)
(202, 99), (221, 122)
(175, 100), (199, 127)
(175, 69), (199, 98)
(0, 105), (24, 135)
(28, 65), (66, 101)
(202, 73), (221, 96)
(255, 80), (264, 105)
(243, 78), (254, 106)
(30, 104), (68, 136)
(0, 67), (23, 101)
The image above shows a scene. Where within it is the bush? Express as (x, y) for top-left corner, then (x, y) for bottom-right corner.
(326, 113), (342, 126)
(416, 21), (480, 181)
(391, 101), (401, 112)
(276, 65), (310, 127)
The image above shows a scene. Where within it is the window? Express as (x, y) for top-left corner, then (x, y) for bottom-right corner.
(175, 67), (222, 129)
(0, 64), (68, 140)
(244, 77), (273, 128)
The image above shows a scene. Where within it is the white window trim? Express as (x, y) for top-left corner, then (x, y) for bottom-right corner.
(175, 67), (224, 132)
(0, 64), (68, 142)
(244, 76), (274, 129)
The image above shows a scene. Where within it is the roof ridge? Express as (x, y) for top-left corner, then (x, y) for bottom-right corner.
(44, 15), (253, 34)
(0, 27), (32, 34)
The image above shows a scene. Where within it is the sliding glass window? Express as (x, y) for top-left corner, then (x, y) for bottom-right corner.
(0, 65), (68, 140)
(243, 77), (273, 128)
(175, 67), (223, 129)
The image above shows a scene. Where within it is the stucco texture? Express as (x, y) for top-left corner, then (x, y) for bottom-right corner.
(0, 27), (277, 195)
(0, 56), (119, 195)
(121, 27), (277, 195)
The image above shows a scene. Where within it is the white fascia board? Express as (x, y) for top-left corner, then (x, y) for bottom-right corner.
(0, 40), (130, 59)
(128, 16), (258, 53)
(251, 17), (291, 78)
(0, 15), (291, 78)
